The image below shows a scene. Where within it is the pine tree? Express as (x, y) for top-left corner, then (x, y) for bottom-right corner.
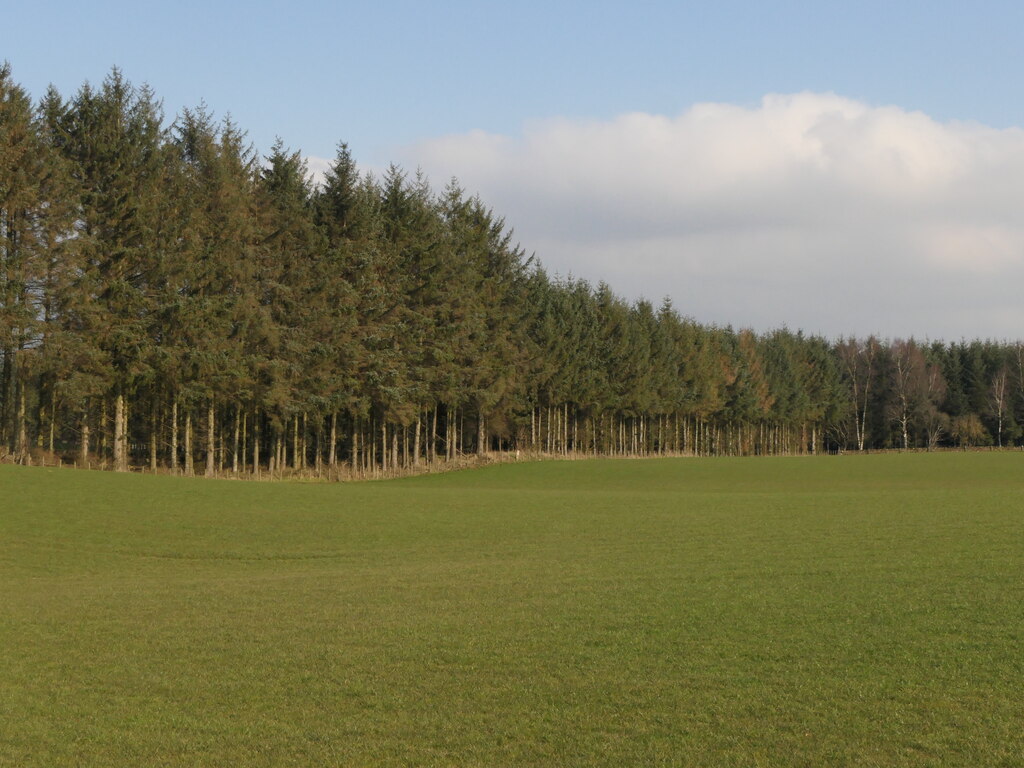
(54, 70), (167, 470)
(0, 64), (50, 459)
(173, 108), (266, 475)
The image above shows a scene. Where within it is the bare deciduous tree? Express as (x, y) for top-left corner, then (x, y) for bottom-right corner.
(837, 336), (879, 451)
(989, 367), (1010, 448)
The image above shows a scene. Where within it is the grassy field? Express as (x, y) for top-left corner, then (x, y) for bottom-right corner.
(2, 453), (1023, 767)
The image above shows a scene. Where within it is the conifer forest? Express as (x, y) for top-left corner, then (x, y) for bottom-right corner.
(2, 66), (1023, 477)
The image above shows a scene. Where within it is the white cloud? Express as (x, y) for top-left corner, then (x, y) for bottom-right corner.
(303, 154), (332, 188)
(399, 93), (1024, 340)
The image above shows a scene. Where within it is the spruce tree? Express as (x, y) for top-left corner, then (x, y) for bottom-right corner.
(0, 64), (49, 458)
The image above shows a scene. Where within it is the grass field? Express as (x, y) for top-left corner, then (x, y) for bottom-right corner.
(2, 454), (1023, 767)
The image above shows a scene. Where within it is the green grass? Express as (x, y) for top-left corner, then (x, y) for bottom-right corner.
(2, 453), (1023, 767)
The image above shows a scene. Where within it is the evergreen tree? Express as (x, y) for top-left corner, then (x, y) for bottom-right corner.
(55, 70), (167, 470)
(0, 64), (51, 458)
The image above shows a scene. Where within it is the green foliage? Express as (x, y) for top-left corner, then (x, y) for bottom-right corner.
(4, 63), (1024, 466)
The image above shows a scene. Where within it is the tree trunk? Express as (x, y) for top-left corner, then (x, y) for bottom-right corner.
(315, 424), (322, 475)
(80, 416), (90, 468)
(351, 418), (359, 475)
(150, 400), (158, 472)
(292, 415), (299, 470)
(16, 383), (28, 463)
(114, 393), (127, 472)
(233, 404), (240, 474)
(414, 414), (421, 466)
(48, 390), (57, 454)
(0, 347), (11, 450)
(430, 406), (438, 463)
(445, 407), (453, 461)
(278, 429), (286, 475)
(205, 402), (216, 477)
(99, 399), (108, 465)
(252, 409), (260, 478)
(329, 412), (337, 467)
(428, 407), (435, 462)
(171, 398), (178, 474)
(184, 410), (193, 476)
(302, 412), (308, 471)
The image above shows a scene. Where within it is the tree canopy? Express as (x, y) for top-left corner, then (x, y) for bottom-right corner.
(3, 65), (1023, 475)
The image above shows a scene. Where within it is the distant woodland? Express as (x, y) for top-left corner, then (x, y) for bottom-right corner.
(2, 66), (1023, 476)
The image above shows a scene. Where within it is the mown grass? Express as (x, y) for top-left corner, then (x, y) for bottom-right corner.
(1, 453), (1023, 767)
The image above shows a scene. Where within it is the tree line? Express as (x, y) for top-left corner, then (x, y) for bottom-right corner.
(2, 66), (1023, 477)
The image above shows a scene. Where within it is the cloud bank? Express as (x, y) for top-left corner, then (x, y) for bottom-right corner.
(400, 93), (1024, 340)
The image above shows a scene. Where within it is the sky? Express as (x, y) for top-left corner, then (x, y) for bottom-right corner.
(5, 0), (1024, 340)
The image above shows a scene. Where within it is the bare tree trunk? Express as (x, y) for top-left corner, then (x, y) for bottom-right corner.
(329, 412), (337, 467)
(446, 410), (452, 459)
(292, 415), (299, 470)
(170, 398), (178, 474)
(48, 390), (57, 454)
(565, 404), (570, 454)
(240, 409), (247, 474)
(446, 407), (454, 461)
(114, 393), (126, 472)
(414, 414), (421, 466)
(553, 407), (558, 454)
(0, 348), (11, 450)
(150, 401), (158, 472)
(80, 416), (90, 468)
(278, 428), (286, 475)
(205, 402), (216, 477)
(425, 407), (432, 463)
(315, 425), (322, 476)
(477, 408), (486, 456)
(302, 412), (308, 471)
(430, 406), (438, 463)
(184, 410), (193, 476)
(232, 404), (240, 474)
(16, 384), (28, 463)
(351, 418), (359, 475)
(252, 409), (260, 477)
(100, 399), (108, 466)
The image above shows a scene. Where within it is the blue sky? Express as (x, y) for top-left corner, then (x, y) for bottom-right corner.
(5, 1), (1024, 338)
(6, 0), (1022, 162)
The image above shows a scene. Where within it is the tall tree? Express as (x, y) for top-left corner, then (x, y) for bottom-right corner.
(55, 70), (167, 470)
(0, 64), (51, 458)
